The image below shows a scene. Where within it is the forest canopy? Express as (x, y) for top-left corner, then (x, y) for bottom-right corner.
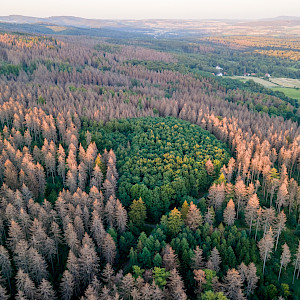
(0, 30), (299, 299)
(88, 117), (230, 220)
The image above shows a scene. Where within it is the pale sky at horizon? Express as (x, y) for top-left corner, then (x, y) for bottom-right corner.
(2, 0), (300, 20)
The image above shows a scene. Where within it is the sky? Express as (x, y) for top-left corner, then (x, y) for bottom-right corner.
(2, 0), (300, 19)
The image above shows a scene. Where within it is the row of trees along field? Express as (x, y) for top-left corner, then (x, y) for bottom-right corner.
(0, 32), (299, 299)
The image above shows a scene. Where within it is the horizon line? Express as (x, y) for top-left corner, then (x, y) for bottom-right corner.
(1, 14), (300, 21)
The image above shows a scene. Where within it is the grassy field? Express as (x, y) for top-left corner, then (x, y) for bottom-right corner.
(229, 76), (278, 87)
(228, 76), (300, 102)
(269, 78), (300, 88)
(271, 87), (300, 101)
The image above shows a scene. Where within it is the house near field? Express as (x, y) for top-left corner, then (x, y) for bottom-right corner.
(215, 66), (223, 76)
(265, 73), (271, 78)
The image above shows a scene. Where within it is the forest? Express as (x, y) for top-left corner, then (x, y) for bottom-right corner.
(107, 37), (300, 79)
(0, 30), (299, 300)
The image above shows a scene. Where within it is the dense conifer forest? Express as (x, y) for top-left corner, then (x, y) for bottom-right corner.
(0, 31), (299, 299)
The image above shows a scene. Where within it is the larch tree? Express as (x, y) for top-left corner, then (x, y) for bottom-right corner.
(8, 220), (25, 251)
(16, 269), (37, 300)
(223, 268), (245, 300)
(191, 246), (205, 270)
(65, 170), (77, 194)
(223, 199), (236, 226)
(45, 152), (56, 183)
(274, 211), (287, 251)
(27, 247), (48, 284)
(66, 250), (80, 294)
(102, 233), (116, 265)
(24, 129), (32, 148)
(240, 262), (258, 297)
(140, 283), (152, 299)
(234, 179), (247, 218)
(163, 244), (179, 271)
(287, 178), (298, 214)
(102, 178), (115, 200)
(120, 273), (135, 299)
(91, 214), (106, 253)
(50, 221), (62, 260)
(278, 243), (291, 281)
(115, 199), (128, 233)
(101, 263), (115, 289)
(86, 142), (97, 175)
(268, 178), (280, 206)
(104, 196), (116, 228)
(186, 202), (202, 231)
(4, 159), (18, 190)
(208, 183), (225, 212)
(90, 164), (103, 190)
(0, 283), (9, 300)
(84, 285), (97, 300)
(205, 207), (215, 225)
(37, 279), (56, 300)
(258, 228), (274, 275)
(77, 162), (88, 190)
(276, 183), (289, 212)
(292, 240), (300, 284)
(79, 243), (100, 286)
(207, 247), (221, 273)
(205, 159), (215, 176)
(166, 268), (187, 300)
(254, 207), (263, 241)
(0, 245), (12, 286)
(57, 144), (66, 184)
(262, 207), (276, 236)
(64, 223), (80, 255)
(193, 269), (206, 296)
(14, 240), (29, 273)
(60, 270), (74, 300)
(245, 193), (260, 235)
(36, 163), (46, 197)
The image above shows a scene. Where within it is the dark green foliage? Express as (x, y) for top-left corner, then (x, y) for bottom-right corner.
(128, 198), (147, 228)
(0, 62), (20, 76)
(266, 284), (278, 299)
(89, 117), (229, 221)
(153, 253), (162, 267)
(139, 247), (152, 268)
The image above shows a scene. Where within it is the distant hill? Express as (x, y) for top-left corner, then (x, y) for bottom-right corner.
(1, 15), (300, 29)
(0, 15), (300, 37)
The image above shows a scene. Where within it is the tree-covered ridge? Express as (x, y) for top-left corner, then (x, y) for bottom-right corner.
(89, 117), (229, 221)
(0, 30), (300, 299)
